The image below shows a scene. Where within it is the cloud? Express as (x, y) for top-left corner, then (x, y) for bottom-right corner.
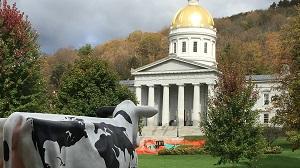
(8, 0), (279, 53)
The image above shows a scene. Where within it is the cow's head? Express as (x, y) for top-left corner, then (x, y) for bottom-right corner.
(108, 100), (157, 147)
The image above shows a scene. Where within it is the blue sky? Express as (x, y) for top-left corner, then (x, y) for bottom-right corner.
(9, 0), (279, 54)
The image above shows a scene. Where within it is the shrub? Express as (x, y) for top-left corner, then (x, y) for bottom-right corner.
(286, 131), (300, 151)
(264, 146), (283, 154)
(183, 136), (207, 141)
(158, 145), (204, 155)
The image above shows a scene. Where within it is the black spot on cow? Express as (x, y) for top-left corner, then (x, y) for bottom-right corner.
(96, 106), (116, 118)
(31, 118), (88, 168)
(3, 140), (9, 161)
(94, 123), (135, 168)
(114, 110), (132, 124)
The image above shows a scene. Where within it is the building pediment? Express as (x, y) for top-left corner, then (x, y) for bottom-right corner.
(132, 56), (217, 75)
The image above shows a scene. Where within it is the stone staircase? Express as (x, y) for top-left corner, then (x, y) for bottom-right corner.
(141, 126), (204, 138)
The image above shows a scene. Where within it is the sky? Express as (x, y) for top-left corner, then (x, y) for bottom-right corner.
(8, 0), (280, 54)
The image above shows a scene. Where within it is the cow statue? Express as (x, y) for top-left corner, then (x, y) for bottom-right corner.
(0, 100), (157, 168)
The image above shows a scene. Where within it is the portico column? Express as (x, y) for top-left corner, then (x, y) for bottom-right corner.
(135, 86), (142, 106)
(162, 85), (170, 126)
(148, 85), (155, 126)
(193, 83), (201, 126)
(177, 84), (185, 127)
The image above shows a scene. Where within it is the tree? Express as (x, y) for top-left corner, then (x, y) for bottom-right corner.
(274, 6), (300, 151)
(78, 44), (93, 56)
(50, 63), (68, 90)
(42, 48), (79, 93)
(278, 0), (291, 8)
(55, 57), (136, 117)
(203, 47), (264, 165)
(137, 33), (163, 65)
(270, 2), (277, 9)
(0, 0), (46, 117)
(290, 0), (300, 6)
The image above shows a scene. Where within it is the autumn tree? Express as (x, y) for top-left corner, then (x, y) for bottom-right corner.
(55, 57), (135, 117)
(274, 6), (300, 151)
(136, 33), (166, 65)
(203, 46), (264, 165)
(42, 48), (79, 93)
(0, 0), (47, 116)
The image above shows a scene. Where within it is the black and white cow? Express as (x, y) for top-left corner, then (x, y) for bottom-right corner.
(0, 100), (157, 168)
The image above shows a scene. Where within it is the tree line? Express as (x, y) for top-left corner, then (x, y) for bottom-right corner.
(270, 0), (300, 9)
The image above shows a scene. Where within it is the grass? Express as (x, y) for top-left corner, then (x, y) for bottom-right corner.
(138, 138), (300, 168)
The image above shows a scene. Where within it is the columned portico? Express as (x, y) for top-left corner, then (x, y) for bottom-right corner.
(134, 79), (216, 137)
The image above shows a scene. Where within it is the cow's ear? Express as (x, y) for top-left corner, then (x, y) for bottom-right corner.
(95, 106), (116, 118)
(134, 106), (158, 118)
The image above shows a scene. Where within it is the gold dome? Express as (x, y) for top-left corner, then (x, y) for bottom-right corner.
(171, 1), (214, 29)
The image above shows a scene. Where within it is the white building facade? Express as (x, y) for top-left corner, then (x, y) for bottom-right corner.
(127, 0), (279, 138)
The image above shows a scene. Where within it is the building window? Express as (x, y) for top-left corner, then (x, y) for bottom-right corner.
(193, 42), (197, 52)
(174, 42), (177, 53)
(204, 42), (208, 53)
(264, 93), (270, 105)
(182, 41), (186, 53)
(264, 113), (269, 124)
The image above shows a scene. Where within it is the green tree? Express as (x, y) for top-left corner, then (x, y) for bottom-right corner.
(78, 44), (93, 56)
(278, 0), (291, 8)
(203, 52), (264, 165)
(270, 2), (277, 9)
(50, 63), (68, 90)
(274, 6), (300, 151)
(0, 0), (46, 117)
(290, 0), (300, 6)
(43, 48), (79, 93)
(56, 57), (135, 116)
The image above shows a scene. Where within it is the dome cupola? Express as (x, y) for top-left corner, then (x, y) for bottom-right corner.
(168, 0), (217, 67)
(171, 0), (214, 30)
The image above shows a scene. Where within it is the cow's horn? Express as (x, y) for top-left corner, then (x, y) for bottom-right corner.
(134, 106), (158, 118)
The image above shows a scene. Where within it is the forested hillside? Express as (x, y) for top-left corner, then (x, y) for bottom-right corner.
(42, 1), (300, 94)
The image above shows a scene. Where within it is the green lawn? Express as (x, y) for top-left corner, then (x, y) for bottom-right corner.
(138, 138), (300, 168)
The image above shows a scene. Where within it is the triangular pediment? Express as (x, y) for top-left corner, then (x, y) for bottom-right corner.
(141, 59), (205, 72)
(132, 57), (217, 75)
